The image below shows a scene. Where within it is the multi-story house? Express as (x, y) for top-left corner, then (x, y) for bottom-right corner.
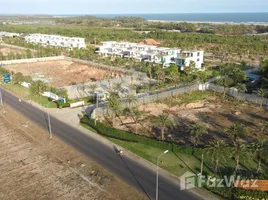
(95, 41), (204, 70)
(175, 50), (204, 70)
(25, 34), (86, 49)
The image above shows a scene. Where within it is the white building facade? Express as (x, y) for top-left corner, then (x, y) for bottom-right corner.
(95, 41), (204, 70)
(25, 34), (86, 49)
(175, 50), (204, 70)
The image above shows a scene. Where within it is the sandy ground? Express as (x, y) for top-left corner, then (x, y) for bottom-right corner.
(148, 20), (268, 26)
(113, 93), (268, 144)
(6, 60), (121, 87)
(0, 46), (25, 56)
(0, 105), (146, 200)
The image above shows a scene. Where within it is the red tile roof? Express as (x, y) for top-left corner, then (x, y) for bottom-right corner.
(139, 39), (160, 45)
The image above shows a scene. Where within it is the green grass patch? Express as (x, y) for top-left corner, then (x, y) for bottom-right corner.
(157, 90), (214, 107)
(2, 83), (57, 108)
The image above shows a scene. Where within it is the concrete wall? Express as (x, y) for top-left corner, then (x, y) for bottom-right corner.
(1, 56), (65, 65)
(92, 83), (268, 118)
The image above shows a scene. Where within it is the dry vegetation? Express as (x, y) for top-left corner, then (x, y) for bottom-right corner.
(6, 60), (123, 87)
(0, 105), (145, 200)
(112, 91), (268, 145)
(0, 46), (25, 56)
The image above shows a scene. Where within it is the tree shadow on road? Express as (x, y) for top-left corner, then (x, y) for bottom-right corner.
(113, 145), (151, 200)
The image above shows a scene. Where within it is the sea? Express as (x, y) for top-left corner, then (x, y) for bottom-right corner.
(61, 13), (268, 24)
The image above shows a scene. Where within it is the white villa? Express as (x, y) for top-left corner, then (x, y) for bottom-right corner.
(95, 41), (204, 69)
(25, 34), (86, 49)
(175, 50), (204, 70)
(0, 31), (20, 37)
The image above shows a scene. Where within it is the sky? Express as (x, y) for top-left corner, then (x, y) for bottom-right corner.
(0, 0), (267, 15)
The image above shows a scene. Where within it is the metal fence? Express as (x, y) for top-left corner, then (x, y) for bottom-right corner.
(205, 83), (268, 106)
(93, 84), (200, 118)
(92, 83), (268, 118)
(1, 56), (65, 65)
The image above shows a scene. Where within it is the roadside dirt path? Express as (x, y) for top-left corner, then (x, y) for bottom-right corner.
(0, 105), (146, 200)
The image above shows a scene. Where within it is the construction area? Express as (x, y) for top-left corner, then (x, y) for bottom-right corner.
(0, 105), (146, 200)
(5, 59), (123, 87)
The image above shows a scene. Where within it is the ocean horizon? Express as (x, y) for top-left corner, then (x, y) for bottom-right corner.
(56, 13), (268, 24)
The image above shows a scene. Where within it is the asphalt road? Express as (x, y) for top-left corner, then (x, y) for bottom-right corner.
(1, 88), (204, 200)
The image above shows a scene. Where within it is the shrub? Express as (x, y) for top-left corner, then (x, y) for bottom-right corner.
(80, 117), (202, 155)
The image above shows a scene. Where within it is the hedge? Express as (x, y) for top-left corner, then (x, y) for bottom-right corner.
(209, 186), (268, 199)
(80, 116), (201, 155)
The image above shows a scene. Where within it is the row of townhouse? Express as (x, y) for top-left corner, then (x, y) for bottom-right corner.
(0, 31), (21, 37)
(24, 34), (86, 49)
(95, 41), (204, 69)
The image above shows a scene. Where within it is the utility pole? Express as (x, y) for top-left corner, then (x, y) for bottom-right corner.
(0, 87), (3, 106)
(94, 93), (98, 125)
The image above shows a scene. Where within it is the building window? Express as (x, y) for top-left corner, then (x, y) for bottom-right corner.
(197, 58), (200, 62)
(197, 52), (200, 56)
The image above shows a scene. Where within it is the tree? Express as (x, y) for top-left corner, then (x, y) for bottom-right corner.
(218, 76), (233, 99)
(249, 139), (268, 173)
(228, 68), (246, 86)
(154, 113), (174, 140)
(107, 95), (122, 127)
(114, 82), (123, 92)
(12, 72), (24, 84)
(205, 140), (227, 173)
(261, 121), (268, 135)
(230, 142), (248, 173)
(30, 80), (47, 96)
(189, 123), (208, 146)
(124, 94), (138, 107)
(257, 88), (268, 108)
(88, 84), (98, 101)
(197, 71), (208, 92)
(129, 108), (147, 134)
(224, 122), (247, 144)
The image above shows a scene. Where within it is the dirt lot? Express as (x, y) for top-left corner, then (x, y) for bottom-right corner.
(6, 60), (122, 87)
(114, 91), (268, 145)
(0, 46), (25, 56)
(0, 105), (145, 200)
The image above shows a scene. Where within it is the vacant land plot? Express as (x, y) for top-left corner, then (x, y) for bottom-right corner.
(0, 45), (25, 56)
(112, 91), (268, 145)
(6, 60), (122, 87)
(0, 105), (145, 200)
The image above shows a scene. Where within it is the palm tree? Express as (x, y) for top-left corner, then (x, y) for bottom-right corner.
(107, 96), (122, 127)
(88, 84), (98, 101)
(205, 140), (227, 173)
(189, 123), (208, 146)
(114, 82), (123, 92)
(218, 76), (233, 99)
(230, 142), (248, 173)
(154, 113), (174, 140)
(224, 122), (247, 144)
(124, 94), (138, 108)
(197, 71), (208, 92)
(30, 80), (47, 96)
(249, 139), (268, 173)
(257, 88), (268, 108)
(129, 108), (147, 134)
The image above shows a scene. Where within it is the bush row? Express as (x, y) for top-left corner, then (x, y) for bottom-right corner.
(209, 187), (268, 199)
(80, 116), (200, 155)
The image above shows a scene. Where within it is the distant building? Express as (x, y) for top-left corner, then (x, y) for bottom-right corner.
(96, 41), (204, 70)
(25, 34), (86, 49)
(0, 31), (20, 37)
